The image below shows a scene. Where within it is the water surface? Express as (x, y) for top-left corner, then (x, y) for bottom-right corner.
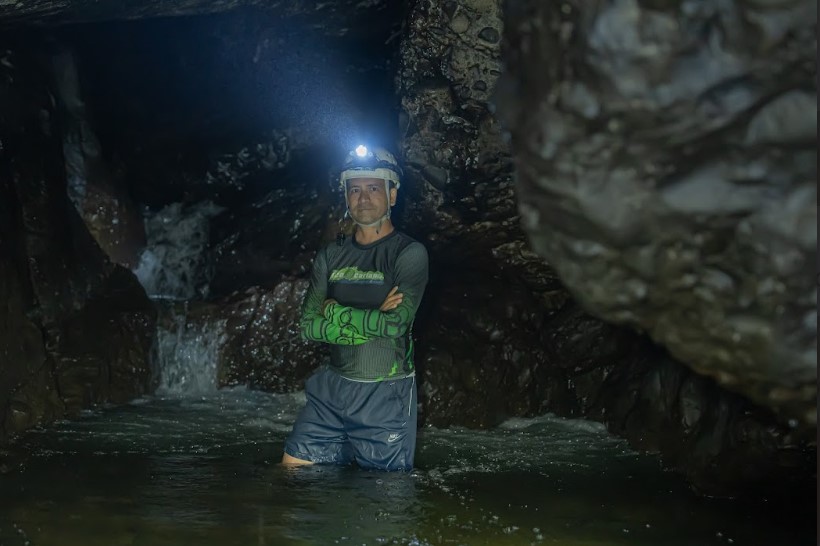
(0, 389), (813, 545)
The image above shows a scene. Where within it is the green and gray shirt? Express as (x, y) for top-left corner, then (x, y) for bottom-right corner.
(300, 230), (429, 381)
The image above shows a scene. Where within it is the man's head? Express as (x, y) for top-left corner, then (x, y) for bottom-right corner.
(345, 177), (397, 226)
(339, 146), (402, 227)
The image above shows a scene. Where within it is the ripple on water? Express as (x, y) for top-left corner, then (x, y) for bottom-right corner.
(0, 390), (814, 546)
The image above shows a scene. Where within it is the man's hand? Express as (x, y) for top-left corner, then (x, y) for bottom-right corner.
(322, 298), (338, 314)
(379, 286), (403, 312)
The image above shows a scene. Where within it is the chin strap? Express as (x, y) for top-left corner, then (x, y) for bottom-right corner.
(349, 210), (390, 229)
(336, 209), (391, 245)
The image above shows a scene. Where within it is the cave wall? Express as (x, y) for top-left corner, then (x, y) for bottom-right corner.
(0, 47), (156, 440)
(496, 0), (817, 432)
(393, 0), (814, 496)
(0, 0), (812, 497)
(51, 47), (146, 268)
(398, 0), (513, 241)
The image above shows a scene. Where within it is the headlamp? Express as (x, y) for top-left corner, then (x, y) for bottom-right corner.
(339, 145), (402, 189)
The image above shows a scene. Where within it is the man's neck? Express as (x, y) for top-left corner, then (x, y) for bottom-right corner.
(354, 220), (395, 246)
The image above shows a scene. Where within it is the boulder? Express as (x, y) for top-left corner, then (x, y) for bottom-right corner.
(496, 0), (817, 431)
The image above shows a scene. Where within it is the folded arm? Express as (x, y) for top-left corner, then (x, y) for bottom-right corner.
(300, 248), (371, 345)
(323, 243), (429, 339)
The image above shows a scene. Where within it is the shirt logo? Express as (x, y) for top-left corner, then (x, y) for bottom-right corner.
(387, 433), (402, 443)
(329, 266), (385, 284)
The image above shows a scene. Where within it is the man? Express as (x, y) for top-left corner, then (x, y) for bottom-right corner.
(282, 145), (429, 471)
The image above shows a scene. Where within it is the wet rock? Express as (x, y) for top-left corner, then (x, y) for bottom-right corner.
(477, 27), (499, 43)
(398, 0), (510, 242)
(218, 280), (327, 391)
(398, 0), (580, 431)
(415, 264), (614, 428)
(53, 266), (156, 409)
(396, 0), (814, 497)
(590, 351), (815, 498)
(450, 14), (470, 34)
(396, 3), (523, 396)
(208, 152), (336, 298)
(202, 130), (296, 193)
(497, 0), (817, 432)
(182, 279), (328, 392)
(52, 47), (146, 268)
(135, 200), (226, 300)
(0, 48), (155, 440)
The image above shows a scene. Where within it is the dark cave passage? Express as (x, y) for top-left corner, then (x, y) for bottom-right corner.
(0, 1), (815, 544)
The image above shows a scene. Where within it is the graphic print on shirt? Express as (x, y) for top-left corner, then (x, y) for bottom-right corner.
(329, 266), (385, 284)
(299, 231), (429, 381)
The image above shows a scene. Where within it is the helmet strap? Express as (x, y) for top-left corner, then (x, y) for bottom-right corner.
(349, 212), (389, 229)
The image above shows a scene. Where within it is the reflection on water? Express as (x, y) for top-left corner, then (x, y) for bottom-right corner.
(0, 389), (814, 546)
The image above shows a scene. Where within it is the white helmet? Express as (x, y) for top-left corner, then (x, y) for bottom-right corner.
(338, 145), (403, 229)
(339, 145), (402, 190)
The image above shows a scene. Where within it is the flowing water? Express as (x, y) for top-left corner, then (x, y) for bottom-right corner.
(0, 388), (814, 546)
(133, 200), (224, 301)
(3, 204), (811, 545)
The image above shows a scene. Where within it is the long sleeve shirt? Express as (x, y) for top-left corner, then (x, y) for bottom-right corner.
(300, 230), (428, 381)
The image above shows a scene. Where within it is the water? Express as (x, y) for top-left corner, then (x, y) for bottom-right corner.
(154, 306), (226, 396)
(90, 198), (817, 545)
(0, 389), (813, 546)
(133, 201), (224, 301)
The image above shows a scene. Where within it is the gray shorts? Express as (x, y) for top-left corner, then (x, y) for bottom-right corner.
(284, 367), (417, 471)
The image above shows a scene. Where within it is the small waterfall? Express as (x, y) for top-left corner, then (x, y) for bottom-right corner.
(155, 307), (226, 397)
(132, 200), (226, 397)
(134, 201), (224, 301)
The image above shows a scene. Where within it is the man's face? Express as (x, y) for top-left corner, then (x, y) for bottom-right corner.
(346, 177), (397, 224)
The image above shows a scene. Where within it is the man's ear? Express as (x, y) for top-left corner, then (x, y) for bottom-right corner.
(389, 187), (398, 206)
